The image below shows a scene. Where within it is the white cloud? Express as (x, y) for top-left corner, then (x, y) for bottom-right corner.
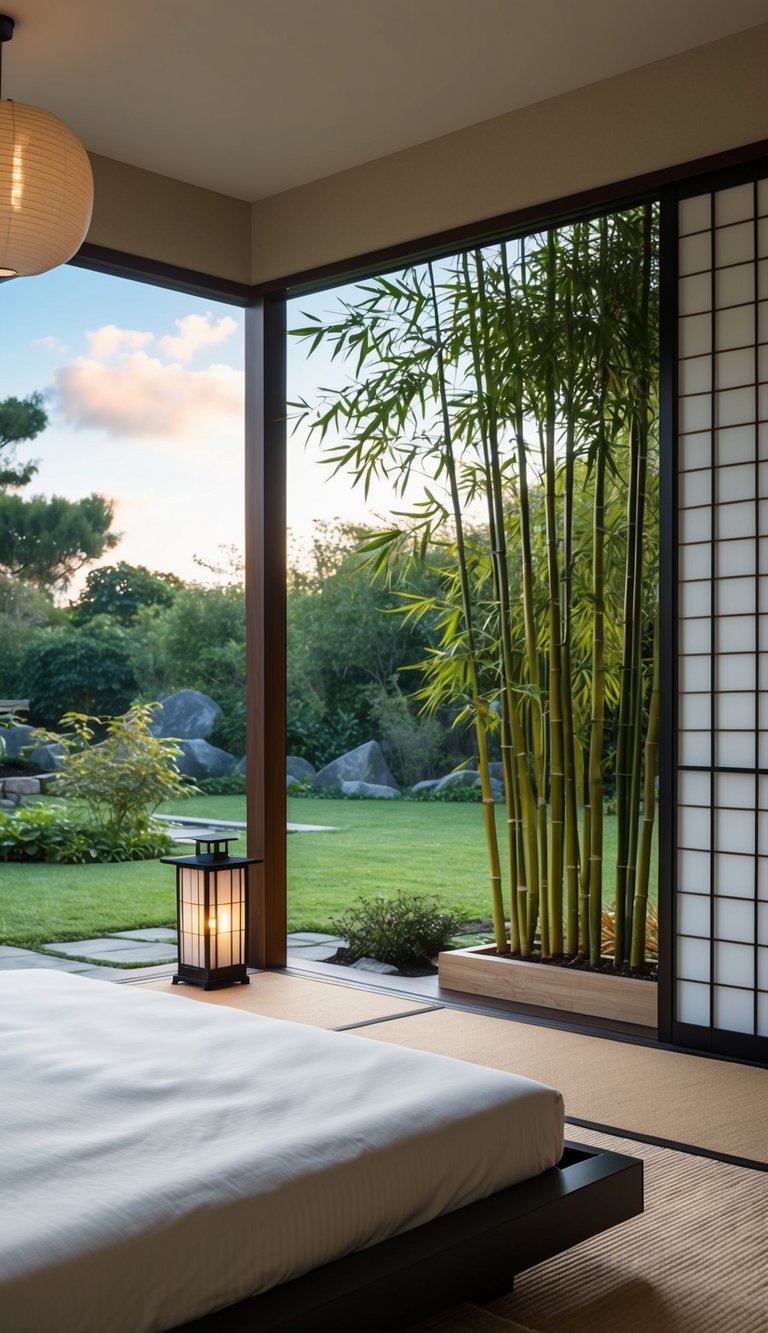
(158, 312), (238, 363)
(54, 351), (243, 438)
(33, 335), (68, 353)
(87, 325), (154, 360)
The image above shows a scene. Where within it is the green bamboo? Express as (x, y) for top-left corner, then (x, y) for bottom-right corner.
(588, 217), (609, 969)
(631, 600), (659, 968)
(427, 260), (507, 953)
(560, 229), (581, 957)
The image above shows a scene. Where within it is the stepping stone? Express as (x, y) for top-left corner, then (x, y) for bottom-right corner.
(43, 938), (177, 964)
(109, 929), (177, 943)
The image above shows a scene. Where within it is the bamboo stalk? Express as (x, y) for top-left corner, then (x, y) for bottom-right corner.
(631, 600), (659, 968)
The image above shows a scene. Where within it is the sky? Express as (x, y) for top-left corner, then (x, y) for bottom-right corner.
(0, 262), (399, 596)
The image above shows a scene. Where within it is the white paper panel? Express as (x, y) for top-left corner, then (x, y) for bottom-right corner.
(679, 230), (711, 274)
(716, 771), (757, 809)
(759, 901), (768, 945)
(716, 501), (756, 540)
(679, 804), (711, 850)
(679, 507), (711, 544)
(714, 806), (755, 855)
(679, 770), (711, 806)
(679, 194), (710, 235)
(716, 220), (754, 268)
(716, 303), (755, 351)
(715, 851), (758, 897)
(715, 896), (755, 942)
(715, 615), (754, 652)
(715, 731), (756, 768)
(679, 312), (711, 358)
(678, 691), (711, 730)
(759, 857), (768, 900)
(716, 263), (754, 310)
(679, 542), (710, 582)
(717, 424), (758, 465)
(679, 617), (711, 654)
(758, 992), (768, 1037)
(715, 692), (756, 730)
(678, 893), (710, 937)
(679, 433), (711, 471)
(677, 979), (710, 1026)
(678, 731), (711, 767)
(716, 651), (755, 690)
(678, 581), (711, 618)
(679, 394), (711, 435)
(678, 848), (711, 894)
(716, 346), (754, 391)
(678, 935), (710, 982)
(678, 469), (711, 508)
(679, 357), (711, 396)
(758, 947), (768, 990)
(715, 940), (754, 987)
(715, 578), (756, 616)
(713, 985), (754, 1033)
(717, 462), (759, 505)
(716, 386), (757, 428)
(715, 184), (754, 227)
(679, 653), (711, 692)
(680, 271), (711, 316)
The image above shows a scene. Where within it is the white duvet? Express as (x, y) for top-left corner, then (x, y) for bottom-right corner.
(0, 970), (563, 1333)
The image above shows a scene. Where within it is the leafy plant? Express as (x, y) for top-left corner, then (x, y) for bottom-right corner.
(44, 703), (194, 839)
(21, 623), (138, 728)
(0, 804), (174, 864)
(196, 772), (247, 796)
(331, 891), (458, 969)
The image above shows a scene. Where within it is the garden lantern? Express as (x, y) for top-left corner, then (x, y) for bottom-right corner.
(162, 832), (259, 990)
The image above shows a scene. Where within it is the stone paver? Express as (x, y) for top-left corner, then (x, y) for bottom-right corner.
(287, 944), (342, 961)
(110, 928), (177, 943)
(43, 939), (177, 964)
(288, 933), (345, 945)
(0, 951), (90, 972)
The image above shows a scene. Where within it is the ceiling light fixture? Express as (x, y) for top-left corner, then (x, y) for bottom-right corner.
(0, 14), (93, 279)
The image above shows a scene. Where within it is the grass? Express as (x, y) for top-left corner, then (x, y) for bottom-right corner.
(0, 793), (657, 948)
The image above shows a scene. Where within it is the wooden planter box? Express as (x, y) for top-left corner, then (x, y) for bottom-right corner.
(438, 944), (657, 1028)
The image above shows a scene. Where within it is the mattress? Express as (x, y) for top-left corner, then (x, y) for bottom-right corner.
(0, 970), (564, 1333)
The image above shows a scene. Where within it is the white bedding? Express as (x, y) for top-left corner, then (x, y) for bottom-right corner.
(0, 970), (563, 1333)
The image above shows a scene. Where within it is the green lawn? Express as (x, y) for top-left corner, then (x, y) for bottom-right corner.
(0, 794), (656, 947)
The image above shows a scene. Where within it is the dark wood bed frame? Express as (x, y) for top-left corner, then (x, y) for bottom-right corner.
(181, 1141), (643, 1331)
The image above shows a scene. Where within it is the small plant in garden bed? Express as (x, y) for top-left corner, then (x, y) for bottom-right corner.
(330, 891), (458, 973)
(0, 804), (174, 864)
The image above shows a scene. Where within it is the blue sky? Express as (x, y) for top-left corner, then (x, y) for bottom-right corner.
(0, 263), (394, 595)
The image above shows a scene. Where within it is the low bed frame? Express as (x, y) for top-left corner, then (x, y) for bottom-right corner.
(182, 1141), (643, 1331)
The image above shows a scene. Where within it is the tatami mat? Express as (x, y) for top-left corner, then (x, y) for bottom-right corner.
(409, 1127), (768, 1333)
(136, 971), (432, 1028)
(356, 1007), (768, 1163)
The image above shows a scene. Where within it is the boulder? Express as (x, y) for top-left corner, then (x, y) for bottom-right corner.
(434, 769), (480, 792)
(489, 762), (504, 780)
(174, 739), (235, 779)
(235, 755), (247, 776)
(2, 723), (36, 760)
(340, 780), (400, 799)
(2, 777), (42, 796)
(409, 779), (440, 795)
(350, 957), (399, 975)
(150, 690), (222, 741)
(27, 743), (65, 771)
(286, 773), (302, 790)
(313, 740), (397, 792)
(287, 755), (316, 780)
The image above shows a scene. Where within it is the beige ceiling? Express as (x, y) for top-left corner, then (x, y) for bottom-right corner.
(3, 0), (768, 202)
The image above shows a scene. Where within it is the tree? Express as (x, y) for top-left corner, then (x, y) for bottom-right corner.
(71, 562), (181, 625)
(21, 623), (138, 729)
(0, 392), (118, 590)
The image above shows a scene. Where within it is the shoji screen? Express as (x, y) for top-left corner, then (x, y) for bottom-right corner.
(670, 170), (768, 1060)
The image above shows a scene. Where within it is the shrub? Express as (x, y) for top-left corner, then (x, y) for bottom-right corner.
(406, 783), (482, 803)
(0, 804), (174, 863)
(196, 772), (247, 796)
(22, 623), (137, 728)
(45, 703), (194, 839)
(331, 891), (458, 969)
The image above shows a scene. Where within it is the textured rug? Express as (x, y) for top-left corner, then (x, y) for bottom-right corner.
(136, 971), (432, 1029)
(408, 1128), (768, 1333)
(356, 1006), (768, 1163)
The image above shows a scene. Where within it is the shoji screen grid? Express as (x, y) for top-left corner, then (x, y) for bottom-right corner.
(677, 179), (768, 1041)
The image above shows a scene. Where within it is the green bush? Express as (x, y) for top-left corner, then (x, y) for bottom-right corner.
(21, 623), (137, 729)
(331, 891), (458, 969)
(0, 804), (174, 863)
(196, 772), (247, 796)
(406, 782), (482, 803)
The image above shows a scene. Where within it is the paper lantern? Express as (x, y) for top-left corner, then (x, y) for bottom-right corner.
(0, 15), (93, 278)
(162, 832), (260, 990)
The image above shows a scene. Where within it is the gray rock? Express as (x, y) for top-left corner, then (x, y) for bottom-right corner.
(27, 743), (65, 771)
(490, 777), (504, 800)
(286, 772), (302, 790)
(150, 690), (222, 741)
(174, 739), (235, 779)
(0, 798), (17, 811)
(350, 957), (399, 975)
(2, 723), (35, 760)
(2, 777), (41, 795)
(434, 769), (480, 792)
(489, 762), (504, 780)
(409, 779), (440, 794)
(236, 755), (247, 776)
(313, 740), (397, 792)
(340, 780), (400, 799)
(287, 755), (315, 780)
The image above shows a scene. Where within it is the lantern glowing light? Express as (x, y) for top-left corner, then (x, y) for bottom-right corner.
(0, 15), (94, 278)
(162, 832), (260, 990)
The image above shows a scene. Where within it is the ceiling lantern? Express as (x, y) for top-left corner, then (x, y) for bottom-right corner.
(0, 14), (94, 279)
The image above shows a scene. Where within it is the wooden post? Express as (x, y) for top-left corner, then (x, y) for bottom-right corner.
(244, 295), (287, 967)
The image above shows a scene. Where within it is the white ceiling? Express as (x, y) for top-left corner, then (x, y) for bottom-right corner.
(3, 0), (768, 202)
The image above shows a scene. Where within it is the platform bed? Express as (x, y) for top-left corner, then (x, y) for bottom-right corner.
(0, 971), (643, 1333)
(182, 1142), (643, 1331)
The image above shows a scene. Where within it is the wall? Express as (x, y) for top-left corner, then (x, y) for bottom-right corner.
(250, 24), (768, 285)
